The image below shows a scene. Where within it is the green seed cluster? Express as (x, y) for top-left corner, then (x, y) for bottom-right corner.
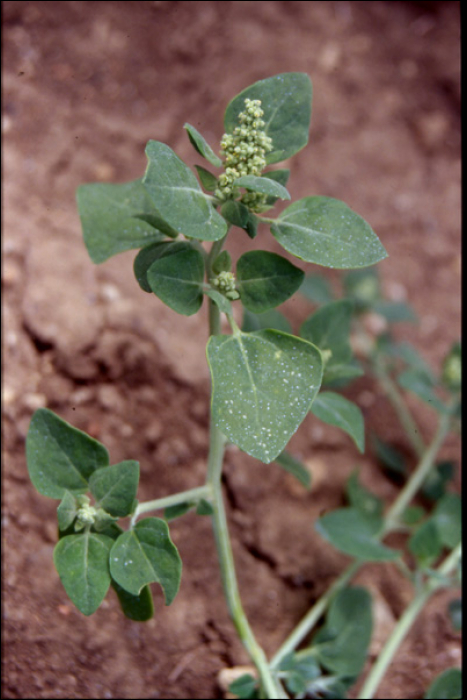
(216, 98), (273, 211)
(211, 271), (240, 301)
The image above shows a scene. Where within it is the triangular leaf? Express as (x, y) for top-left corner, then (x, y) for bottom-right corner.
(89, 461), (140, 518)
(57, 491), (78, 532)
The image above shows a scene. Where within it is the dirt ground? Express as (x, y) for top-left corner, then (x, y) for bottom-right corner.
(2, 2), (461, 699)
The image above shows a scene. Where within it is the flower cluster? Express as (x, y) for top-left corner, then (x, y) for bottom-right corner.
(211, 271), (240, 301)
(215, 98), (273, 211)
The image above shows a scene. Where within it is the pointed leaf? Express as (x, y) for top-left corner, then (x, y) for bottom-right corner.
(315, 507), (400, 561)
(26, 408), (109, 499)
(274, 451), (311, 489)
(57, 491), (78, 531)
(310, 392), (364, 453)
(195, 165), (219, 192)
(207, 330), (323, 463)
(224, 73), (312, 164)
(300, 300), (354, 366)
(271, 196), (387, 268)
(236, 250), (304, 313)
(220, 200), (249, 228)
(110, 517), (182, 601)
(54, 531), (113, 616)
(184, 123), (222, 167)
(77, 178), (171, 264)
(89, 461), (140, 518)
(111, 580), (154, 621)
(146, 245), (205, 315)
(234, 175), (291, 201)
(143, 141), (227, 241)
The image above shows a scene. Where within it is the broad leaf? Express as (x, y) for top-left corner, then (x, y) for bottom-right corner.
(57, 491), (78, 531)
(194, 164), (218, 192)
(300, 300), (354, 366)
(77, 178), (172, 264)
(236, 251), (304, 313)
(274, 451), (311, 489)
(110, 517), (182, 601)
(54, 531), (114, 616)
(234, 175), (291, 201)
(310, 392), (364, 453)
(26, 408), (109, 499)
(207, 330), (323, 463)
(425, 668), (462, 699)
(241, 308), (292, 334)
(184, 123), (222, 167)
(143, 140), (227, 241)
(221, 200), (249, 229)
(313, 587), (373, 677)
(111, 580), (154, 622)
(224, 73), (312, 164)
(146, 245), (205, 316)
(89, 461), (140, 518)
(134, 240), (194, 293)
(315, 507), (400, 561)
(271, 196), (387, 268)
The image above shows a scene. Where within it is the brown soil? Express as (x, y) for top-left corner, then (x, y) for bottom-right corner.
(2, 2), (461, 699)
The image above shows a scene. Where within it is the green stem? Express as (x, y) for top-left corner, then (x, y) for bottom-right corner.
(131, 485), (212, 525)
(358, 543), (462, 700)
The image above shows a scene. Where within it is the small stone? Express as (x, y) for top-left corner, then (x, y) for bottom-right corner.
(22, 393), (47, 411)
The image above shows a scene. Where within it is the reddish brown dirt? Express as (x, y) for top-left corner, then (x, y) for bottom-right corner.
(3, 2), (461, 699)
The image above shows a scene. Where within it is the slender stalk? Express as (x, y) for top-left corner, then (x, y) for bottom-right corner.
(358, 543), (462, 700)
(131, 485), (212, 525)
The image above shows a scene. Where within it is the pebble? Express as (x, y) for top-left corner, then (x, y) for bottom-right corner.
(22, 392), (47, 411)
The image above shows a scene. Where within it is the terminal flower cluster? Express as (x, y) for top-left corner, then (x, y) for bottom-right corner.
(211, 270), (240, 301)
(215, 98), (273, 211)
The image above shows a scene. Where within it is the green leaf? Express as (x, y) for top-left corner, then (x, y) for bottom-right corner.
(76, 178), (172, 264)
(54, 531), (114, 616)
(146, 245), (205, 316)
(220, 200), (249, 229)
(234, 175), (291, 201)
(274, 451), (311, 489)
(271, 196), (387, 268)
(402, 505), (426, 525)
(196, 499), (214, 516)
(207, 330), (323, 463)
(397, 369), (447, 414)
(228, 674), (258, 700)
(212, 250), (232, 274)
(343, 268), (381, 308)
(262, 169), (290, 186)
(448, 599), (462, 632)
(422, 461), (455, 502)
(109, 517), (182, 601)
(164, 502), (193, 521)
(425, 668), (462, 699)
(134, 241), (194, 293)
(315, 507), (400, 561)
(311, 392), (365, 453)
(346, 471), (383, 519)
(432, 493), (461, 549)
(183, 123), (222, 167)
(372, 300), (418, 323)
(408, 519), (442, 566)
(205, 289), (233, 316)
(241, 308), (292, 334)
(26, 408), (109, 499)
(300, 300), (354, 366)
(372, 435), (407, 477)
(111, 580), (154, 622)
(236, 251), (304, 313)
(300, 273), (335, 304)
(389, 342), (435, 381)
(224, 73), (312, 164)
(194, 165), (218, 192)
(88, 461), (139, 518)
(321, 361), (364, 388)
(313, 587), (373, 677)
(57, 491), (78, 532)
(143, 141), (227, 241)
(245, 211), (260, 239)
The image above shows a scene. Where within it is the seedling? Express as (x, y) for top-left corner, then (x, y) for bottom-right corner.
(26, 74), (461, 699)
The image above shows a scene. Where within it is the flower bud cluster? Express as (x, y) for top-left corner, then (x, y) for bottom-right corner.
(216, 98), (273, 211)
(211, 271), (240, 301)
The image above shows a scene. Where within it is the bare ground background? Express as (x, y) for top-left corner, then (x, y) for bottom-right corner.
(2, 1), (461, 698)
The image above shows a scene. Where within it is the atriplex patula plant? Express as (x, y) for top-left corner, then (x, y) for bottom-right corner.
(26, 74), (461, 699)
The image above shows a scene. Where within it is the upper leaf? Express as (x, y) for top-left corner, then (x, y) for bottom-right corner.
(234, 175), (291, 201)
(310, 392), (365, 453)
(146, 244), (205, 316)
(77, 178), (171, 264)
(207, 329), (323, 463)
(109, 517), (182, 601)
(236, 250), (304, 313)
(271, 196), (387, 268)
(89, 461), (140, 518)
(184, 123), (222, 167)
(26, 408), (109, 499)
(143, 140), (227, 241)
(224, 73), (312, 164)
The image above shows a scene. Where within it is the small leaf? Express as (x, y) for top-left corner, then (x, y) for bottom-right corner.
(196, 499), (214, 516)
(194, 165), (218, 192)
(274, 451), (311, 489)
(26, 408), (109, 499)
(402, 505), (426, 525)
(425, 668), (462, 699)
(134, 241), (191, 293)
(184, 123), (222, 167)
(89, 461), (140, 518)
(76, 178), (171, 264)
(300, 273), (335, 304)
(245, 211), (260, 239)
(432, 493), (461, 549)
(422, 461), (455, 502)
(147, 245), (205, 316)
(57, 491), (78, 532)
(346, 471), (383, 519)
(205, 289), (233, 316)
(271, 196), (387, 268)
(448, 599), (462, 632)
(311, 392), (365, 453)
(372, 435), (407, 477)
(300, 300), (354, 366)
(111, 580), (154, 622)
(262, 169), (290, 186)
(408, 519), (442, 566)
(234, 175), (291, 201)
(110, 517), (182, 601)
(398, 369), (447, 414)
(143, 141), (227, 241)
(236, 251), (304, 313)
(241, 308), (292, 334)
(54, 531), (114, 616)
(164, 502), (193, 521)
(315, 507), (400, 561)
(224, 73), (312, 164)
(212, 250), (232, 274)
(207, 330), (323, 463)
(221, 200), (249, 229)
(228, 674), (258, 700)
(371, 300), (418, 323)
(321, 360), (364, 388)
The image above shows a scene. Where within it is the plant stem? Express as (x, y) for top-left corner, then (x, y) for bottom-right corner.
(357, 543), (461, 700)
(131, 485), (212, 525)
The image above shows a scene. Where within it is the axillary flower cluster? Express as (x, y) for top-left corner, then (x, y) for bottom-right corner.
(215, 98), (273, 212)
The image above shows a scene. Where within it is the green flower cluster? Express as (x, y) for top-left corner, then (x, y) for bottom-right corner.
(211, 270), (240, 301)
(215, 98), (273, 211)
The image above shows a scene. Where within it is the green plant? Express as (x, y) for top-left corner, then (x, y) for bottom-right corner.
(26, 73), (461, 699)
